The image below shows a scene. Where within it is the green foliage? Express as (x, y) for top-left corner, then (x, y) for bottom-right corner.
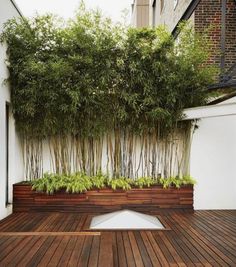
(31, 172), (93, 194)
(132, 177), (156, 188)
(31, 173), (195, 194)
(90, 173), (108, 189)
(107, 177), (132, 190)
(180, 175), (197, 186)
(64, 173), (93, 193)
(159, 176), (196, 189)
(0, 6), (217, 138)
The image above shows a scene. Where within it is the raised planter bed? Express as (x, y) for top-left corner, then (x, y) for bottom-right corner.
(13, 183), (193, 213)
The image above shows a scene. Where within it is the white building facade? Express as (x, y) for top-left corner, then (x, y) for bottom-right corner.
(0, 0), (23, 220)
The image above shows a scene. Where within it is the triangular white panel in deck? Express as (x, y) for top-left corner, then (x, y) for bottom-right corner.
(90, 210), (164, 230)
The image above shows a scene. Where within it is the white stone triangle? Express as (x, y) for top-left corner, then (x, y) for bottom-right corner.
(90, 210), (164, 229)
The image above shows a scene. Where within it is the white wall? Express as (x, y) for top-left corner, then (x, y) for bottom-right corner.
(0, 0), (23, 220)
(184, 97), (236, 210)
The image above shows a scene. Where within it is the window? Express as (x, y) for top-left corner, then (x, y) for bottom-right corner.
(5, 103), (9, 206)
(152, 0), (156, 27)
(174, 0), (178, 9)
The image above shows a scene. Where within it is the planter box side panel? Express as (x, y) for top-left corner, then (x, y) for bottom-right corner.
(13, 184), (193, 212)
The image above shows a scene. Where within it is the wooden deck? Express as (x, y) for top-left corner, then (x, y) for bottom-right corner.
(0, 210), (235, 266)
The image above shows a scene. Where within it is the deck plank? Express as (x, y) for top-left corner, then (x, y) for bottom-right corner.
(0, 210), (235, 266)
(98, 232), (113, 267)
(67, 236), (85, 267)
(122, 232), (136, 267)
(88, 236), (100, 267)
(116, 232), (127, 267)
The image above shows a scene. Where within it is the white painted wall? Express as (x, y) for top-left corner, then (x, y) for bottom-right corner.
(0, 0), (23, 220)
(184, 97), (236, 210)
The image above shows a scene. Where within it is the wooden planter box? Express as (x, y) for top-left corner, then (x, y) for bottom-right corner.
(13, 183), (193, 213)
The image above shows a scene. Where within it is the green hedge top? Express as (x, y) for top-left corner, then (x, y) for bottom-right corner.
(0, 6), (217, 138)
(31, 172), (196, 194)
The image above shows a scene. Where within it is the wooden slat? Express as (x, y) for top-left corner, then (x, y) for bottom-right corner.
(88, 236), (100, 267)
(67, 236), (86, 267)
(116, 232), (127, 267)
(37, 236), (63, 267)
(98, 232), (113, 267)
(13, 184), (194, 212)
(77, 236), (93, 267)
(122, 232), (136, 267)
(0, 231), (100, 236)
(0, 210), (236, 266)
(128, 232), (144, 267)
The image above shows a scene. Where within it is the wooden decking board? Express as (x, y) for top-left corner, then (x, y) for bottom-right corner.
(77, 236), (93, 267)
(0, 232), (100, 236)
(163, 212), (222, 266)
(98, 232), (113, 267)
(172, 212), (234, 266)
(26, 236), (56, 267)
(88, 236), (100, 267)
(197, 210), (236, 234)
(68, 213), (82, 232)
(47, 236), (71, 266)
(11, 236), (41, 266)
(145, 232), (169, 266)
(0, 213), (22, 231)
(122, 232), (136, 267)
(116, 232), (127, 267)
(158, 231), (187, 267)
(75, 214), (87, 231)
(133, 231), (154, 267)
(171, 212), (227, 266)
(37, 236), (63, 267)
(0, 236), (19, 261)
(162, 230), (196, 266)
(194, 215), (236, 242)
(113, 231), (120, 267)
(152, 232), (178, 266)
(67, 236), (86, 267)
(194, 211), (236, 237)
(212, 210), (236, 222)
(127, 232), (144, 267)
(139, 231), (161, 266)
(64, 214), (79, 232)
(0, 211), (236, 266)
(191, 212), (236, 250)
(162, 213), (209, 266)
(34, 213), (56, 232)
(0, 235), (34, 266)
(15, 236), (47, 266)
(176, 211), (236, 264)
(0, 213), (28, 232)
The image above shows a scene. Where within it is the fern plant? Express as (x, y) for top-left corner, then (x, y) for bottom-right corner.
(90, 173), (108, 189)
(107, 177), (132, 190)
(31, 172), (196, 194)
(133, 177), (156, 188)
(159, 176), (196, 189)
